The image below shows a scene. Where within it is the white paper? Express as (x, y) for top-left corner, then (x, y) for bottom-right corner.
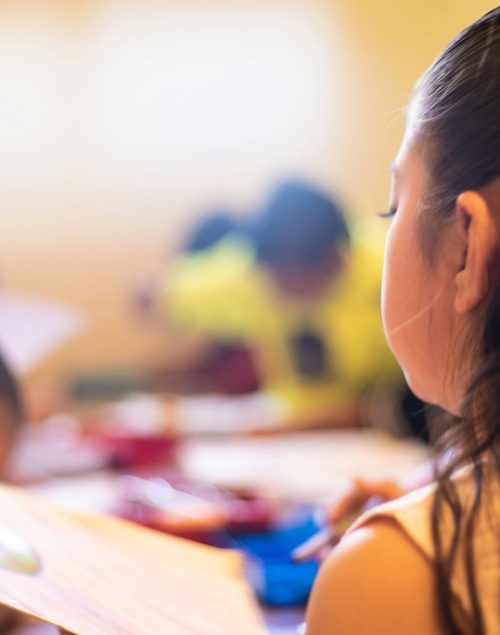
(0, 291), (87, 374)
(179, 429), (429, 503)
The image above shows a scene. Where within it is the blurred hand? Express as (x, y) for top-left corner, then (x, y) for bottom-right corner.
(325, 476), (405, 526)
(293, 476), (407, 563)
(294, 468), (431, 563)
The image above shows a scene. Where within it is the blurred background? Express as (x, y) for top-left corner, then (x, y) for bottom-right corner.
(0, 0), (495, 381)
(0, 2), (497, 632)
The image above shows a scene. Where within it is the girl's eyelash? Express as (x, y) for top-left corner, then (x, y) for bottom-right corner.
(378, 208), (397, 218)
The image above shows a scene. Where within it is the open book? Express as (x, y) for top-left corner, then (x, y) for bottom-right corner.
(0, 484), (265, 635)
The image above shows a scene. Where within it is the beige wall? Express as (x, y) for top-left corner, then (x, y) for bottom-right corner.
(320, 0), (498, 213)
(0, 0), (496, 378)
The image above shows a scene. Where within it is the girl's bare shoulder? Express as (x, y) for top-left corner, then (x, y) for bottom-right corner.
(306, 518), (445, 635)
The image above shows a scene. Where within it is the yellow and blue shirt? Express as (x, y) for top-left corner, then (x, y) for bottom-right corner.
(162, 226), (401, 424)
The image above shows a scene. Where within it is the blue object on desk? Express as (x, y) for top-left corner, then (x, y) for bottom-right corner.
(234, 516), (320, 606)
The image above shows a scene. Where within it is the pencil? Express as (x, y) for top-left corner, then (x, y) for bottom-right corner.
(291, 514), (358, 562)
(292, 493), (388, 562)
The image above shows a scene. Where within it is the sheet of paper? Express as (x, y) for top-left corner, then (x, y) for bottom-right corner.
(0, 484), (265, 635)
(0, 291), (86, 375)
(179, 429), (429, 503)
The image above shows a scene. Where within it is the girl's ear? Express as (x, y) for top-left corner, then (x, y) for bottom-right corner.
(454, 191), (498, 314)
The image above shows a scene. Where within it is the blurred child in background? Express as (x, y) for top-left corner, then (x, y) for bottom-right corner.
(0, 353), (24, 631)
(160, 180), (407, 429)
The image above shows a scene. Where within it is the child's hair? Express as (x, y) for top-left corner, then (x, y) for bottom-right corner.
(411, 8), (500, 635)
(0, 353), (24, 427)
(182, 212), (239, 253)
(253, 180), (350, 267)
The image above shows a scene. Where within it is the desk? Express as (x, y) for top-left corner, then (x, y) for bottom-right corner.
(12, 428), (427, 634)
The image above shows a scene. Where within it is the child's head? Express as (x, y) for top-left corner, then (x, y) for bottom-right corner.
(253, 180), (350, 297)
(0, 355), (23, 478)
(182, 212), (238, 254)
(382, 8), (500, 413)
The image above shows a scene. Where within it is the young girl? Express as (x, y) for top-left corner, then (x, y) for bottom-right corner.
(306, 8), (500, 635)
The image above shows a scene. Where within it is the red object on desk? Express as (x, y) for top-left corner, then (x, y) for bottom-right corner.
(226, 496), (276, 533)
(113, 475), (229, 545)
(90, 431), (179, 467)
(115, 500), (226, 545)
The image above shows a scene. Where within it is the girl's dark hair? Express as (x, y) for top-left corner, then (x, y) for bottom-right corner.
(412, 8), (500, 634)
